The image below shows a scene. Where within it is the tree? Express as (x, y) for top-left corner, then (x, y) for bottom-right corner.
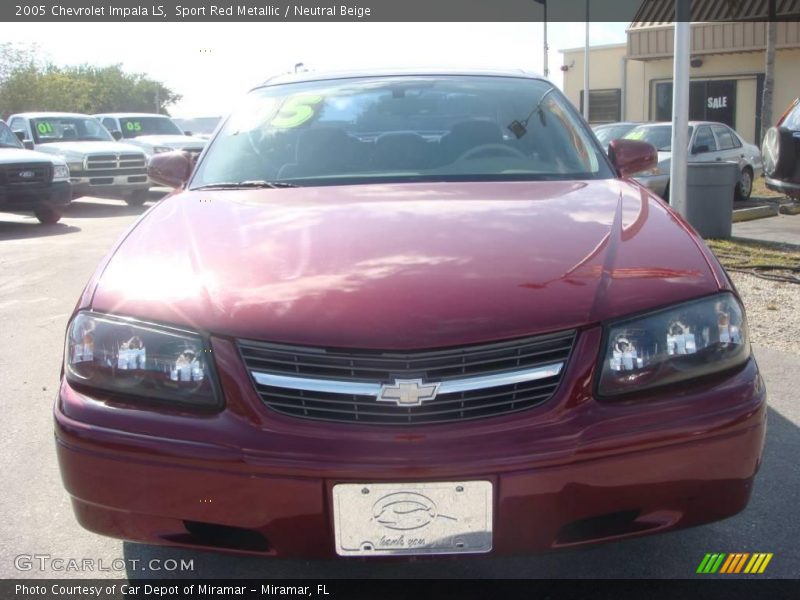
(0, 46), (181, 118)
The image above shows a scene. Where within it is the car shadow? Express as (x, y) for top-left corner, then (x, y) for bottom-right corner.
(62, 193), (166, 219)
(122, 405), (797, 579)
(0, 219), (81, 241)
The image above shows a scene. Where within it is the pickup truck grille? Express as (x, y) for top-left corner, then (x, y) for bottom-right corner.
(0, 162), (52, 186)
(240, 330), (575, 426)
(85, 153), (146, 171)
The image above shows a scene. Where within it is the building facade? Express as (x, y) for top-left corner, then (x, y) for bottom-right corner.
(561, 21), (800, 144)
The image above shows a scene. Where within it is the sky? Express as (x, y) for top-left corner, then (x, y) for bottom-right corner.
(3, 22), (628, 117)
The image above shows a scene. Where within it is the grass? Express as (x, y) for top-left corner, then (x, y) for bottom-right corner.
(707, 238), (800, 269)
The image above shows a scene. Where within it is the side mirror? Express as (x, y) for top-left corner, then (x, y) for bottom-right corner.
(692, 144), (710, 154)
(110, 130), (123, 141)
(23, 140), (34, 150)
(184, 130), (193, 136)
(148, 150), (193, 188)
(13, 130), (26, 142)
(608, 138), (658, 177)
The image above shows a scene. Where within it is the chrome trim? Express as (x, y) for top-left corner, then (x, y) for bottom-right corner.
(251, 362), (564, 397)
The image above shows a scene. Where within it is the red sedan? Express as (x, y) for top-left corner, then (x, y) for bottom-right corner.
(56, 70), (765, 558)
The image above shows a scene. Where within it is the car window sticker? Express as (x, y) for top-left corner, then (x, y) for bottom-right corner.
(270, 94), (324, 129)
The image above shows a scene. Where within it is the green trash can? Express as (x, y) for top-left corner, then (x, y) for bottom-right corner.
(684, 161), (739, 239)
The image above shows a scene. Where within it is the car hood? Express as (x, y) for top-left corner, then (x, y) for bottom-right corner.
(36, 141), (144, 158)
(90, 181), (720, 349)
(0, 147), (63, 164)
(127, 135), (207, 148)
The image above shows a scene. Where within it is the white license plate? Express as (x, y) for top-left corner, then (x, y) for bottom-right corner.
(332, 481), (493, 556)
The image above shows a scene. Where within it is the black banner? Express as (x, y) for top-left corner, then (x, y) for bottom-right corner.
(3, 0), (800, 23)
(3, 579), (799, 600)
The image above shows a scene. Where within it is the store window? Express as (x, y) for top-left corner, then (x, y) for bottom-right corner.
(655, 80), (737, 128)
(580, 89), (622, 124)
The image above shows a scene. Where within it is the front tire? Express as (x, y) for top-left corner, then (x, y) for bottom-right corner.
(125, 189), (149, 206)
(35, 206), (62, 224)
(735, 168), (753, 202)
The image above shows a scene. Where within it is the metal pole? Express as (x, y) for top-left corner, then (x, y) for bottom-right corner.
(583, 0), (589, 120)
(669, 0), (690, 215)
(543, 0), (549, 78)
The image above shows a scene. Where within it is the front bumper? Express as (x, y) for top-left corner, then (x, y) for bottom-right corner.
(765, 176), (800, 198)
(54, 330), (767, 557)
(70, 173), (149, 197)
(0, 180), (71, 210)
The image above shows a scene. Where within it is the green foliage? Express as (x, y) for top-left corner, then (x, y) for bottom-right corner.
(0, 45), (181, 118)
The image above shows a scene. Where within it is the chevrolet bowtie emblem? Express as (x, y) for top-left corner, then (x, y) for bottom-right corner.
(377, 379), (440, 407)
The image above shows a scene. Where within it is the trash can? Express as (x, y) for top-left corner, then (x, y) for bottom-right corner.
(683, 161), (739, 239)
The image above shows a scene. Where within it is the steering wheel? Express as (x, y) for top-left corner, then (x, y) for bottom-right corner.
(455, 144), (529, 162)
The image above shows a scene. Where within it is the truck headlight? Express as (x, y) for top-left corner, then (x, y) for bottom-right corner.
(53, 164), (70, 181)
(598, 293), (749, 397)
(634, 166), (663, 177)
(65, 312), (221, 408)
(67, 161), (83, 173)
(153, 146), (172, 154)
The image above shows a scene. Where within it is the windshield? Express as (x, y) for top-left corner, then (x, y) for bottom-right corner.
(594, 124), (636, 146)
(119, 116), (183, 138)
(192, 75), (612, 189)
(0, 122), (23, 148)
(623, 124), (694, 152)
(31, 116), (113, 143)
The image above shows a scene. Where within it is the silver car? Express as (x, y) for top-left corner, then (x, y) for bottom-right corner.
(623, 121), (763, 202)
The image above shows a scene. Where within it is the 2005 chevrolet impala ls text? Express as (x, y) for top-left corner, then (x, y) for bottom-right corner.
(55, 70), (766, 558)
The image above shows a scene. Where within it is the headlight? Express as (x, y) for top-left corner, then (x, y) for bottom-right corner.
(65, 312), (220, 408)
(52, 164), (70, 181)
(598, 293), (749, 397)
(67, 161), (83, 173)
(634, 166), (663, 177)
(153, 146), (172, 154)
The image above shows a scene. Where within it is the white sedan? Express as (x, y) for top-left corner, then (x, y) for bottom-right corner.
(623, 121), (763, 201)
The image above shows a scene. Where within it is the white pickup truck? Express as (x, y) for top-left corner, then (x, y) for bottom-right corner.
(7, 112), (150, 205)
(0, 120), (71, 224)
(94, 113), (207, 157)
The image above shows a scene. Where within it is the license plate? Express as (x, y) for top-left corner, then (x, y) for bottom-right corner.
(332, 481), (493, 556)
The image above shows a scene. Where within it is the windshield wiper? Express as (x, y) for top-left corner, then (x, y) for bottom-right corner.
(191, 180), (299, 190)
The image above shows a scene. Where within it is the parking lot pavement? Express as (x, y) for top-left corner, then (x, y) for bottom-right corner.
(733, 213), (800, 247)
(0, 197), (797, 580)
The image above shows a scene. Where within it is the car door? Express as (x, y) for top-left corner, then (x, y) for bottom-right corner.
(690, 125), (718, 163)
(711, 124), (746, 169)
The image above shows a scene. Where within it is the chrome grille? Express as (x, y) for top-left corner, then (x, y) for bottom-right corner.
(0, 163), (52, 185)
(85, 153), (146, 171)
(240, 330), (575, 425)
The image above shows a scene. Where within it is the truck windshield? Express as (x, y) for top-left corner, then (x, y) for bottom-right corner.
(192, 75), (612, 189)
(31, 117), (113, 144)
(119, 117), (183, 138)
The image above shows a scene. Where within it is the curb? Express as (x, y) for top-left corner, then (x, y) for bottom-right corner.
(779, 203), (800, 215)
(732, 205), (779, 222)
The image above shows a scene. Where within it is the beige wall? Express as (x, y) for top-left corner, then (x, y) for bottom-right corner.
(561, 46), (800, 145)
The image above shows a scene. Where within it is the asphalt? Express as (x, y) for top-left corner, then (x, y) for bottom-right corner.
(0, 196), (797, 580)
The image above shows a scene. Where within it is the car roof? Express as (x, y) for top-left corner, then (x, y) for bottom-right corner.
(257, 67), (545, 89)
(94, 113), (173, 118)
(10, 112), (97, 119)
(633, 121), (733, 128)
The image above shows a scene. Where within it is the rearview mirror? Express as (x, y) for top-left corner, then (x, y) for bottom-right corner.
(110, 130), (123, 141)
(148, 150), (193, 188)
(184, 130), (193, 136)
(607, 139), (658, 177)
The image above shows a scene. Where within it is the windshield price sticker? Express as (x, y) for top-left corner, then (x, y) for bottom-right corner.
(125, 121), (143, 131)
(36, 122), (54, 134)
(271, 95), (324, 129)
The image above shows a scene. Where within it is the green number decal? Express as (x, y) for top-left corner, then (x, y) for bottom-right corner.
(271, 95), (323, 129)
(36, 122), (53, 134)
(126, 122), (142, 131)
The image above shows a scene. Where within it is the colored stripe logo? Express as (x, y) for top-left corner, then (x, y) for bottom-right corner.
(697, 553), (773, 574)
